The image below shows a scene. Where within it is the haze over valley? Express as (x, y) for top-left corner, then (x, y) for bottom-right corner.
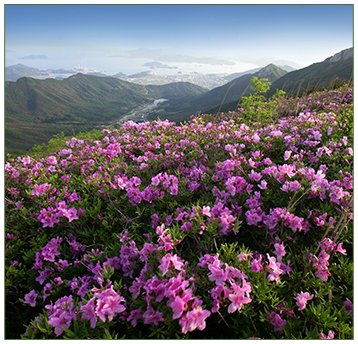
(4, 4), (353, 156)
(5, 46), (353, 156)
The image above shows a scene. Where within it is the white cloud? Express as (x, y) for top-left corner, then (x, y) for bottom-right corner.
(109, 49), (235, 66)
(18, 55), (49, 60)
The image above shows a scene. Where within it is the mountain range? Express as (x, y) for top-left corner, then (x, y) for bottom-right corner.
(150, 64), (289, 123)
(205, 47), (353, 115)
(5, 47), (353, 157)
(5, 75), (205, 156)
(5, 62), (295, 90)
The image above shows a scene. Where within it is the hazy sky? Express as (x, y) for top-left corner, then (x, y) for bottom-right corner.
(4, 3), (353, 76)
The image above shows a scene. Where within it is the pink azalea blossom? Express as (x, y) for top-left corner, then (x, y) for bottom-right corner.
(49, 311), (73, 336)
(284, 150), (292, 160)
(336, 243), (347, 255)
(24, 289), (38, 307)
(294, 291), (314, 311)
(41, 237), (62, 262)
(274, 242), (286, 261)
(318, 330), (334, 339)
(170, 295), (186, 319)
(179, 306), (211, 334)
(158, 253), (185, 276)
(94, 286), (126, 323)
(208, 263), (228, 285)
(127, 308), (142, 327)
(81, 297), (97, 328)
(344, 298), (353, 316)
(267, 312), (286, 332)
(228, 286), (252, 313)
(142, 305), (165, 326)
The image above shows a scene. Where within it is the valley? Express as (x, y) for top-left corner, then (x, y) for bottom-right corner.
(5, 47), (353, 157)
(104, 98), (168, 127)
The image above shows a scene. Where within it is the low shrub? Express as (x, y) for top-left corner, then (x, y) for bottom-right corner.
(5, 80), (353, 339)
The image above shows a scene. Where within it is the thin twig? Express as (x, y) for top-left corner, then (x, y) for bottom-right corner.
(217, 310), (231, 330)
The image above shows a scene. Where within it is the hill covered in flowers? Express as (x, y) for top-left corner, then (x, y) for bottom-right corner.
(5, 78), (353, 339)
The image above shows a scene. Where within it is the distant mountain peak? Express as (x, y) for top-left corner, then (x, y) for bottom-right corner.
(324, 47), (353, 63)
(256, 64), (287, 79)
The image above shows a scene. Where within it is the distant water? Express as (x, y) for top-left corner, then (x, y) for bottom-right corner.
(153, 98), (168, 106)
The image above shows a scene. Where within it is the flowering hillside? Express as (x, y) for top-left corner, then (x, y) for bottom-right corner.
(5, 79), (353, 339)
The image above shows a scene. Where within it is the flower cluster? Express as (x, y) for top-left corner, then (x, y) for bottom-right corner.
(5, 83), (353, 339)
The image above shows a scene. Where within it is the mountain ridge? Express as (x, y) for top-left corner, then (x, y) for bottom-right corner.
(202, 47), (353, 115)
(5, 47), (353, 156)
(5, 74), (206, 156)
(148, 64), (288, 123)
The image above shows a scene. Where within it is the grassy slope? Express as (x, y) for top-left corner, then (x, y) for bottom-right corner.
(151, 65), (287, 123)
(267, 58), (353, 97)
(206, 58), (353, 115)
(5, 75), (206, 156)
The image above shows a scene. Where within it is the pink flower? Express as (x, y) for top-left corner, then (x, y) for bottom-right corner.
(267, 312), (286, 332)
(284, 213), (304, 232)
(237, 251), (253, 262)
(94, 286), (126, 323)
(202, 206), (211, 217)
(227, 283), (252, 313)
(24, 289), (38, 307)
(252, 133), (260, 142)
(41, 237), (62, 262)
(179, 306), (211, 333)
(258, 180), (268, 190)
(274, 242), (286, 261)
(246, 209), (262, 226)
(158, 253), (185, 276)
(248, 170), (262, 182)
(314, 266), (331, 282)
(32, 182), (52, 196)
(151, 173), (163, 186)
(49, 312), (73, 336)
(208, 263), (228, 285)
(289, 180), (301, 192)
(344, 298), (353, 316)
(143, 305), (165, 326)
(266, 254), (284, 282)
(344, 147), (353, 155)
(169, 184), (178, 195)
(278, 164), (296, 178)
(68, 190), (80, 202)
(294, 291), (314, 311)
(48, 295), (77, 336)
(284, 150), (292, 160)
(43, 283), (52, 301)
(81, 298), (97, 328)
(47, 156), (58, 165)
(219, 212), (236, 234)
(318, 330), (334, 339)
(180, 221), (193, 232)
(170, 295), (186, 319)
(54, 277), (63, 286)
(251, 255), (263, 272)
(127, 308), (142, 327)
(65, 207), (79, 222)
(336, 243), (347, 255)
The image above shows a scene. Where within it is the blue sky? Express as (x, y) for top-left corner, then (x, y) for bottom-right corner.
(4, 3), (354, 75)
